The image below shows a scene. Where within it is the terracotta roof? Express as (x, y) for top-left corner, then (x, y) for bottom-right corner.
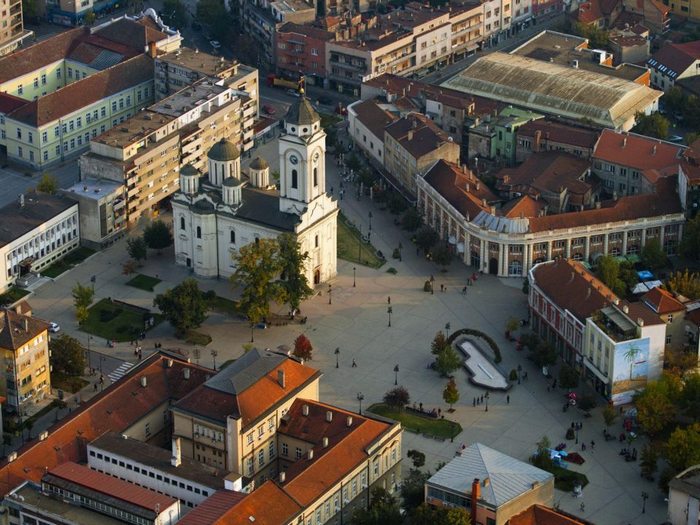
(0, 307), (49, 351)
(528, 176), (682, 233)
(210, 481), (301, 525)
(496, 151), (591, 198)
(506, 504), (591, 525)
(350, 99), (397, 140)
(641, 286), (685, 314)
(7, 55), (154, 127)
(576, 0), (604, 24)
(516, 119), (600, 150)
(93, 17), (167, 50)
(593, 129), (684, 177)
(0, 93), (29, 115)
(647, 41), (700, 79)
(0, 353), (211, 495)
(168, 490), (246, 525)
(531, 259), (619, 322)
(501, 195), (547, 219)
(385, 113), (452, 159)
(681, 140), (700, 184)
(45, 462), (176, 512)
(423, 159), (497, 220)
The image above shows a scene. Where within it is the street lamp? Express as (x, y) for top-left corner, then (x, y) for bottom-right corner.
(358, 225), (362, 263)
(353, 266), (356, 288)
(387, 306), (393, 327)
(641, 492), (649, 514)
(398, 241), (403, 261)
(387, 296), (391, 305)
(328, 284), (332, 305)
(393, 364), (399, 385)
(335, 347), (340, 368)
(90, 275), (96, 292)
(211, 349), (218, 371)
(86, 335), (93, 374)
(357, 392), (364, 414)
(368, 211), (373, 232)
(445, 322), (451, 338)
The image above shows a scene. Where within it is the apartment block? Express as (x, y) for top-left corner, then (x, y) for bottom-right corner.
(79, 74), (257, 223)
(0, 303), (51, 414)
(0, 0), (32, 56)
(276, 23), (335, 84)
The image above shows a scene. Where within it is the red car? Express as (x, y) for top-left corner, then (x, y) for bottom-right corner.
(263, 105), (276, 115)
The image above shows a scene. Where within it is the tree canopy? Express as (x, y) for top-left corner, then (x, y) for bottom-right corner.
(640, 238), (667, 270)
(443, 378), (459, 409)
(415, 226), (439, 253)
(350, 488), (402, 525)
(665, 423), (700, 472)
(293, 334), (313, 361)
(596, 255), (636, 297)
(162, 0), (188, 28)
(276, 233), (313, 312)
(631, 111), (670, 140)
(127, 237), (148, 263)
(49, 334), (86, 376)
(680, 215), (700, 260)
(153, 278), (208, 337)
(143, 220), (173, 252)
(665, 270), (700, 300)
(383, 386), (410, 409)
(435, 345), (462, 376)
(36, 173), (58, 194)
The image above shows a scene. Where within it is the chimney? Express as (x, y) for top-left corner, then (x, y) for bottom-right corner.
(322, 437), (329, 447)
(466, 183), (470, 192)
(326, 410), (333, 422)
(622, 304), (629, 314)
(572, 59), (579, 68)
(140, 376), (148, 388)
(23, 318), (28, 332)
(638, 318), (644, 326)
(346, 416), (353, 427)
(279, 471), (286, 483)
(407, 130), (414, 141)
(15, 303), (22, 315)
(652, 144), (657, 155)
(475, 182), (480, 191)
(482, 198), (487, 207)
(166, 358), (173, 368)
(148, 41), (158, 58)
(302, 404), (310, 416)
(183, 368), (191, 380)
(307, 449), (314, 460)
(586, 287), (591, 300)
(534, 130), (542, 152)
(171, 437), (182, 467)
(470, 478), (480, 525)
(278, 369), (286, 388)
(622, 137), (627, 148)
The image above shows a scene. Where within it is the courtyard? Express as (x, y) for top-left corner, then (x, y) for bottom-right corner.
(20, 134), (667, 525)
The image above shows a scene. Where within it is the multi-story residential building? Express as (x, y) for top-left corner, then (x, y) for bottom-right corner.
(662, 0), (700, 20)
(0, 192), (79, 292)
(80, 75), (257, 224)
(276, 23), (335, 85)
(347, 98), (397, 167)
(171, 349), (321, 488)
(59, 178), (126, 250)
(468, 106), (543, 164)
(592, 129), (684, 197)
(417, 160), (685, 277)
(641, 286), (687, 348)
(178, 398), (402, 525)
(608, 26), (650, 65)
(678, 138), (700, 216)
(667, 465), (700, 525)
(0, 0), (32, 56)
(515, 118), (601, 163)
(529, 258), (666, 404)
(0, 302), (51, 415)
(384, 113), (460, 198)
(0, 15), (182, 168)
(482, 0), (512, 45)
(425, 443), (554, 525)
(647, 41), (700, 92)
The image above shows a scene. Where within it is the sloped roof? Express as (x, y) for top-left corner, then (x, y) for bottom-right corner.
(427, 443), (553, 508)
(93, 17), (167, 50)
(286, 96), (320, 125)
(516, 119), (600, 150)
(176, 490), (247, 525)
(507, 504), (590, 525)
(647, 41), (700, 80)
(350, 99), (398, 140)
(501, 195), (547, 219)
(496, 151), (591, 197)
(385, 113), (452, 159)
(442, 52), (661, 129)
(593, 129), (684, 175)
(208, 138), (240, 161)
(0, 307), (49, 351)
(423, 159), (497, 220)
(641, 286), (685, 314)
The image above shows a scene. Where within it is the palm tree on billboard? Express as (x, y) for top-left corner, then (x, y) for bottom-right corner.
(624, 345), (641, 380)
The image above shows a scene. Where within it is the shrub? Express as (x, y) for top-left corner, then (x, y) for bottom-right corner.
(384, 386), (410, 409)
(509, 369), (518, 381)
(578, 395), (597, 411)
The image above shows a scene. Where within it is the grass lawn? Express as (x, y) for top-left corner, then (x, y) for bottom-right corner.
(0, 287), (30, 305)
(337, 214), (384, 269)
(551, 465), (589, 492)
(52, 373), (89, 394)
(368, 403), (462, 440)
(185, 330), (212, 346)
(42, 247), (96, 278)
(208, 295), (241, 316)
(126, 274), (162, 292)
(82, 298), (162, 342)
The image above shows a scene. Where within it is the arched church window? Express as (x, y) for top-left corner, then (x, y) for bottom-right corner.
(313, 167), (318, 187)
(196, 226), (202, 239)
(292, 169), (298, 189)
(180, 217), (185, 230)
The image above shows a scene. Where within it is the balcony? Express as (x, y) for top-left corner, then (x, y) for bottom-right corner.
(592, 307), (637, 342)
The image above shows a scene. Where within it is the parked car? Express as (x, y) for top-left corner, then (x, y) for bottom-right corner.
(210, 40), (221, 50)
(49, 322), (61, 333)
(286, 89), (300, 98)
(668, 135), (684, 143)
(263, 105), (276, 115)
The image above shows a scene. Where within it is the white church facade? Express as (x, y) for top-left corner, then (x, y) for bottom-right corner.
(171, 96), (338, 285)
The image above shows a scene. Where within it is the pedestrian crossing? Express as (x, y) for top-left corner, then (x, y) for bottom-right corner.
(108, 362), (134, 383)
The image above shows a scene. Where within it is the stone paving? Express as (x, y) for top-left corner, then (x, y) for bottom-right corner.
(21, 137), (667, 525)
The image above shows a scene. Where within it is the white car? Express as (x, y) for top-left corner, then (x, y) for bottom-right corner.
(210, 40), (221, 50)
(49, 322), (60, 333)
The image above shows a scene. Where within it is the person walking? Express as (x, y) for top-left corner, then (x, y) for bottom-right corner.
(473, 398), (476, 407)
(506, 395), (510, 404)
(352, 359), (357, 368)
(590, 440), (595, 451)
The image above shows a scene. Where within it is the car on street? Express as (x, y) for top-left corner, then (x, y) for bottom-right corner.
(49, 322), (60, 333)
(286, 89), (300, 97)
(668, 135), (684, 143)
(210, 40), (221, 50)
(263, 105), (276, 115)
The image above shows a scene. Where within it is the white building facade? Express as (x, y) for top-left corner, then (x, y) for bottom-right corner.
(172, 97), (338, 285)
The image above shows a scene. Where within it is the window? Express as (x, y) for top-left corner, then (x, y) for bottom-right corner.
(196, 226), (202, 239)
(668, 314), (673, 323)
(291, 169), (298, 189)
(42, 131), (48, 143)
(18, 84), (23, 95)
(247, 458), (254, 475)
(313, 167), (318, 187)
(268, 418), (275, 431)
(17, 146), (22, 158)
(247, 433), (254, 445)
(41, 74), (46, 85)
(282, 442), (289, 456)
(230, 230), (235, 243)
(112, 101), (117, 112)
(16, 128), (21, 140)
(180, 217), (186, 230)
(296, 447), (302, 460)
(68, 67), (73, 78)
(28, 132), (33, 144)
(258, 425), (264, 438)
(258, 449), (265, 467)
(269, 441), (275, 458)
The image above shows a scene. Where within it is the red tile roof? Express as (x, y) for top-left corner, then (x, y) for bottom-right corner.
(45, 462), (176, 512)
(175, 490), (247, 525)
(0, 353), (211, 495)
(278, 22), (335, 41)
(7, 55), (154, 127)
(516, 119), (600, 151)
(531, 259), (619, 322)
(593, 129), (683, 177)
(641, 286), (685, 314)
(351, 99), (398, 140)
(681, 139), (700, 185)
(648, 41), (700, 78)
(93, 17), (167, 50)
(205, 480), (302, 525)
(501, 195), (547, 219)
(0, 306), (49, 351)
(507, 504), (591, 525)
(385, 113), (453, 159)
(576, 0), (604, 24)
(0, 93), (29, 115)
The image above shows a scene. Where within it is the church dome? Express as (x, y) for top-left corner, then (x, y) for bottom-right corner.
(249, 156), (269, 170)
(222, 176), (243, 187)
(285, 95), (320, 126)
(180, 164), (199, 176)
(208, 138), (240, 162)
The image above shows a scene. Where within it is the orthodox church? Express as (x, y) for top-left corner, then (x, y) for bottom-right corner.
(171, 96), (338, 285)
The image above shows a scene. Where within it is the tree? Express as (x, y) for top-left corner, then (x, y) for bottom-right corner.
(72, 282), (94, 319)
(559, 364), (579, 389)
(36, 173), (58, 194)
(680, 215), (700, 260)
(505, 317), (519, 336)
(596, 255), (626, 297)
(602, 405), (617, 429)
(640, 444), (658, 479)
(680, 372), (700, 420)
(76, 305), (89, 325)
(665, 270), (700, 300)
(522, 277), (529, 295)
(411, 504), (471, 525)
(162, 0), (188, 28)
(153, 278), (208, 337)
(664, 86), (685, 114)
(431, 331), (448, 355)
(122, 259), (138, 275)
(435, 345), (462, 376)
(293, 334), (313, 361)
(631, 111), (670, 140)
(351, 487), (402, 525)
(401, 469), (429, 512)
(431, 244), (452, 267)
(49, 334), (86, 376)
(573, 21), (609, 48)
(231, 238), (282, 341)
(530, 340), (558, 367)
(127, 237), (148, 263)
(415, 226), (439, 253)
(401, 207), (422, 231)
(22, 0), (38, 22)
(443, 378), (459, 409)
(383, 386), (410, 409)
(407, 449), (426, 469)
(634, 380), (676, 436)
(276, 233), (313, 312)
(641, 238), (667, 270)
(83, 9), (96, 24)
(665, 423), (700, 472)
(143, 220), (173, 252)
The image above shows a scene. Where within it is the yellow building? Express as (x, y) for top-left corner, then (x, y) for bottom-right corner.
(0, 303), (51, 415)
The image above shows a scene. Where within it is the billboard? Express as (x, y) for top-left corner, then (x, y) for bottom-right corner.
(611, 338), (650, 406)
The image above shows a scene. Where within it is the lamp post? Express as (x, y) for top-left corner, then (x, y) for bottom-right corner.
(358, 225), (362, 263)
(353, 266), (356, 288)
(90, 275), (96, 292)
(387, 306), (393, 327)
(357, 392), (364, 414)
(445, 322), (451, 338)
(398, 241), (403, 261)
(86, 335), (93, 374)
(641, 492), (648, 514)
(575, 425), (579, 445)
(328, 284), (332, 305)
(211, 349), (218, 371)
(335, 347), (340, 368)
(368, 211), (373, 232)
(393, 364), (399, 385)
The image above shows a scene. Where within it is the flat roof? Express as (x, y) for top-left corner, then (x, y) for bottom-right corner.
(150, 81), (229, 117)
(0, 193), (77, 248)
(61, 178), (124, 201)
(92, 110), (173, 147)
(158, 47), (239, 78)
(89, 433), (232, 488)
